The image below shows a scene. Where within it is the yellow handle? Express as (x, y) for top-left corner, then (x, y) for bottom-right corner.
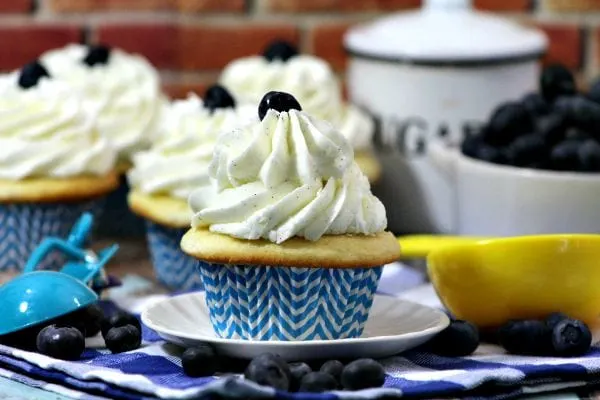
(397, 235), (492, 259)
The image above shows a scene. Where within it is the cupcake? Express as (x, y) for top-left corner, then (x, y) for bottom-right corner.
(128, 85), (256, 291)
(41, 44), (166, 237)
(181, 91), (400, 340)
(220, 40), (381, 183)
(0, 61), (118, 272)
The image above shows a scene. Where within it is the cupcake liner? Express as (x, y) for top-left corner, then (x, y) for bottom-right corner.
(95, 176), (146, 238)
(0, 200), (104, 272)
(145, 221), (203, 292)
(199, 262), (383, 341)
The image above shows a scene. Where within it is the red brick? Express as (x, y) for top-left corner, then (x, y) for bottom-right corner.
(96, 24), (179, 69)
(0, 25), (82, 71)
(50, 0), (244, 12)
(544, 0), (600, 12)
(0, 0), (31, 13)
(179, 25), (299, 70)
(536, 24), (582, 70)
(177, 0), (244, 12)
(474, 0), (530, 11)
(310, 23), (352, 71)
(268, 0), (420, 12)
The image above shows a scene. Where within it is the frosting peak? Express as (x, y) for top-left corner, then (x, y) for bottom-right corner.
(190, 102), (387, 243)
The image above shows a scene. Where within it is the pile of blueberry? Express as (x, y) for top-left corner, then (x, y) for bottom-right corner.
(462, 64), (600, 172)
(0, 303), (142, 360)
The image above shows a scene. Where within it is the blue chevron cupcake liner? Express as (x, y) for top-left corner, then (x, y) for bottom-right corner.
(145, 221), (203, 292)
(95, 176), (146, 238)
(199, 262), (383, 341)
(0, 200), (103, 272)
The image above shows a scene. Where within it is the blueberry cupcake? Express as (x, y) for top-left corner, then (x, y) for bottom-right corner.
(220, 40), (381, 183)
(181, 91), (399, 340)
(41, 44), (166, 237)
(128, 85), (256, 291)
(0, 62), (118, 272)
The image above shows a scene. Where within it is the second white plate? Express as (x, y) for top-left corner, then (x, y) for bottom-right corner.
(141, 292), (449, 361)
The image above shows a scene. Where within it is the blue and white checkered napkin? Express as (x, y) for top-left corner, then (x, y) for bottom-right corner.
(2, 267), (600, 400)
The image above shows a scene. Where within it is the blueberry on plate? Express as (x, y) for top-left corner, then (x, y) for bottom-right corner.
(505, 133), (548, 168)
(474, 143), (508, 165)
(258, 91), (302, 121)
(244, 353), (291, 391)
(550, 139), (581, 171)
(83, 45), (111, 67)
(36, 324), (85, 361)
(522, 92), (550, 117)
(299, 372), (338, 393)
(545, 312), (570, 330)
(18, 61), (50, 89)
(203, 84), (236, 112)
(551, 319), (592, 357)
(65, 303), (104, 338)
(485, 102), (534, 146)
(461, 133), (484, 159)
(588, 77), (600, 104)
(540, 64), (577, 103)
(341, 359), (385, 391)
(104, 324), (142, 354)
(536, 113), (568, 146)
(288, 362), (312, 392)
(578, 139), (600, 172)
(427, 320), (479, 357)
(101, 310), (141, 337)
(498, 320), (552, 356)
(263, 40), (298, 62)
(319, 360), (343, 386)
(182, 344), (219, 377)
(554, 96), (600, 134)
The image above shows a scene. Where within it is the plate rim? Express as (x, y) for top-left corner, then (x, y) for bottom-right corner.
(141, 292), (450, 346)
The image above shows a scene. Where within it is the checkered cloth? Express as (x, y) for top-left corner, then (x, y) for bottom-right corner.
(2, 269), (600, 400)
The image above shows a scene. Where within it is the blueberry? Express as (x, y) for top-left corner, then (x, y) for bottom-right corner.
(36, 325), (84, 361)
(203, 84), (236, 112)
(550, 140), (581, 171)
(536, 113), (568, 145)
(485, 102), (534, 146)
(427, 320), (479, 357)
(498, 320), (552, 355)
(258, 91), (302, 121)
(461, 134), (484, 158)
(578, 139), (600, 172)
(566, 128), (592, 141)
(588, 77), (600, 104)
(288, 362), (312, 392)
(244, 353), (291, 391)
(298, 372), (338, 393)
(182, 344), (219, 377)
(66, 304), (104, 338)
(18, 61), (50, 89)
(83, 45), (111, 67)
(104, 324), (141, 354)
(545, 312), (570, 330)
(551, 319), (592, 357)
(522, 92), (550, 117)
(505, 133), (548, 168)
(475, 144), (508, 165)
(263, 40), (298, 62)
(554, 96), (600, 134)
(319, 360), (343, 385)
(101, 311), (141, 337)
(341, 359), (385, 390)
(540, 64), (576, 103)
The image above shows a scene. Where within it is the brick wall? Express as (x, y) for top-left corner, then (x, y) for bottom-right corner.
(0, 0), (596, 98)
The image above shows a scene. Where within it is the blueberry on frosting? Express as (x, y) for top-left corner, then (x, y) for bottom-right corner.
(83, 45), (111, 67)
(203, 84), (236, 112)
(18, 61), (50, 89)
(262, 40), (298, 62)
(258, 91), (302, 121)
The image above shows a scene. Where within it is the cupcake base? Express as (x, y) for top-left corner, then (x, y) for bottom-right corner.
(199, 262), (383, 341)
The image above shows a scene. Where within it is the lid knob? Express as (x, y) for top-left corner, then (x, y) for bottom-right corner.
(424, 0), (472, 10)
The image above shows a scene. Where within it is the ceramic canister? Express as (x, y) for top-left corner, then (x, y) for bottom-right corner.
(344, 0), (548, 235)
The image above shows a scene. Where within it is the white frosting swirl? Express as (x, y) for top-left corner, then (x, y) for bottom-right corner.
(41, 44), (164, 162)
(219, 55), (374, 150)
(0, 74), (116, 180)
(128, 93), (257, 200)
(189, 108), (387, 243)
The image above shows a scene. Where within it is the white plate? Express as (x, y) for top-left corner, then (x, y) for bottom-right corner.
(141, 292), (449, 361)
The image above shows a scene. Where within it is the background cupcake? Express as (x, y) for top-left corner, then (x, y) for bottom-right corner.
(0, 62), (118, 272)
(41, 44), (166, 237)
(220, 40), (381, 182)
(128, 85), (256, 291)
(181, 91), (399, 341)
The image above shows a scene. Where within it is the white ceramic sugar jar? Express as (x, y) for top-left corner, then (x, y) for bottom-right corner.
(344, 0), (547, 235)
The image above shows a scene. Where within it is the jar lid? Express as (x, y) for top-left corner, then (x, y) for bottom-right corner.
(344, 0), (547, 66)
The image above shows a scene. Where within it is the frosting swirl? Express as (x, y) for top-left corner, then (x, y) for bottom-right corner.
(41, 44), (164, 162)
(189, 107), (387, 243)
(0, 73), (116, 180)
(128, 93), (256, 200)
